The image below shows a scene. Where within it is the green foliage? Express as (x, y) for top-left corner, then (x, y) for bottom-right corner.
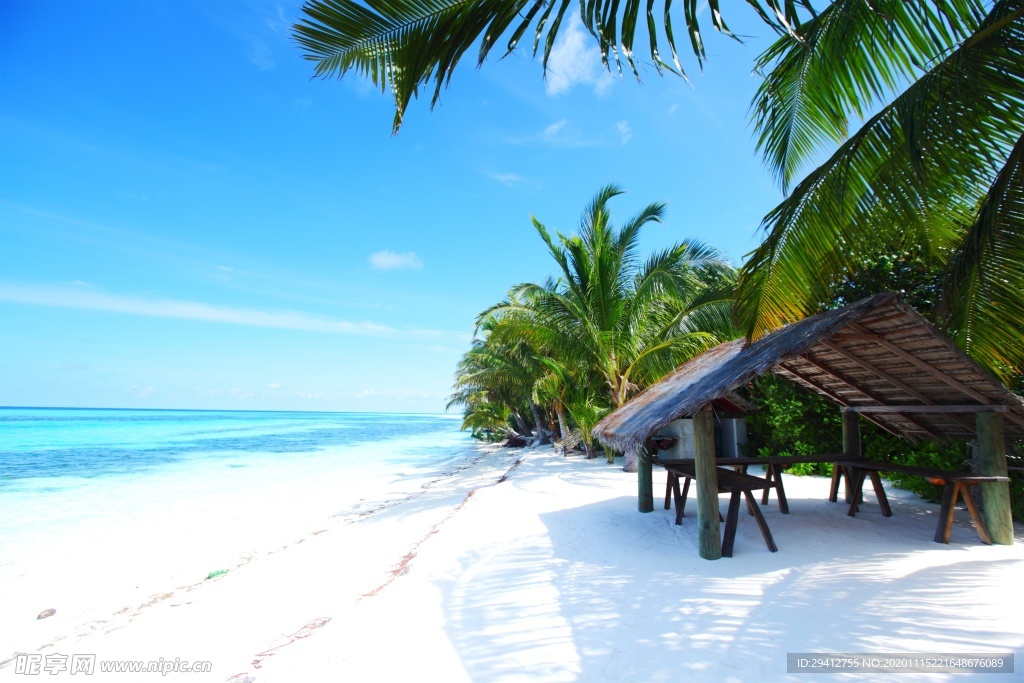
(292, 0), (1023, 382)
(459, 400), (513, 441)
(744, 377), (1024, 517)
(449, 186), (737, 454)
(743, 375), (841, 475)
(736, 0), (1024, 382)
(859, 431), (968, 503)
(480, 184), (738, 411)
(1010, 463), (1024, 522)
(831, 249), (942, 316)
(293, 0), (818, 133)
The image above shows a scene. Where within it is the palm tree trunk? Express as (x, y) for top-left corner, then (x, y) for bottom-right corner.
(622, 448), (638, 472)
(528, 400), (550, 444)
(513, 411), (530, 438)
(555, 402), (570, 441)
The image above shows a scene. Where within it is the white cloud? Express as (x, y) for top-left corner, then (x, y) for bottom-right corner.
(297, 390), (328, 399)
(213, 264), (249, 282)
(247, 38), (275, 70)
(0, 282), (454, 338)
(544, 119), (568, 139)
(545, 16), (617, 96)
(127, 385), (154, 398)
(368, 250), (423, 271)
(267, 382), (281, 390)
(486, 171), (541, 191)
(616, 120), (632, 145)
(529, 119), (600, 148)
(489, 172), (525, 187)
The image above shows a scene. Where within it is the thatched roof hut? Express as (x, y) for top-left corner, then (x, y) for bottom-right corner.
(594, 292), (1024, 454)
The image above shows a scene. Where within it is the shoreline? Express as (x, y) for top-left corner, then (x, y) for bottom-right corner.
(0, 441), (521, 670)
(2, 447), (1022, 681)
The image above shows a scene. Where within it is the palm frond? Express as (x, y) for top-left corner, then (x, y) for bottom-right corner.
(295, 0), (823, 131)
(751, 0), (989, 190)
(941, 132), (1024, 380)
(736, 0), (1024, 342)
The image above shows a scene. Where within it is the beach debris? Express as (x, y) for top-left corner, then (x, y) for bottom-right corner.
(251, 617), (332, 669)
(37, 608), (56, 620)
(206, 569), (229, 580)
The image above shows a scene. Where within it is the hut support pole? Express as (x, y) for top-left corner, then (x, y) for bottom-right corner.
(976, 412), (1013, 545)
(693, 405), (722, 560)
(636, 445), (653, 513)
(842, 410), (862, 503)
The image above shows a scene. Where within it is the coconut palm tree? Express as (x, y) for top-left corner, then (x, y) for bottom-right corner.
(447, 327), (543, 438)
(478, 184), (738, 469)
(292, 0), (813, 133)
(735, 0), (1024, 381)
(293, 0), (1023, 381)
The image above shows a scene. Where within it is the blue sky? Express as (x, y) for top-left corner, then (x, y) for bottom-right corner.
(0, 0), (788, 413)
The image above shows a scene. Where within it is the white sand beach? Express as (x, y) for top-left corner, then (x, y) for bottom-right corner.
(2, 446), (1022, 682)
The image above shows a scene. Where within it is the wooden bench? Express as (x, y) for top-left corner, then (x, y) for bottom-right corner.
(833, 459), (1011, 544)
(663, 463), (778, 556)
(657, 454), (847, 514)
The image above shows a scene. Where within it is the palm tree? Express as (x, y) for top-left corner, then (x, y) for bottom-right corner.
(292, 0), (813, 133)
(293, 0), (1023, 381)
(478, 184), (737, 469)
(735, 0), (1024, 381)
(447, 327), (544, 438)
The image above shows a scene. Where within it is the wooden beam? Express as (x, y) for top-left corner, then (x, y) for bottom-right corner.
(822, 340), (938, 402)
(797, 353), (942, 439)
(977, 412), (1013, 545)
(847, 325), (1024, 430)
(776, 363), (909, 437)
(841, 404), (1009, 414)
(858, 311), (909, 325)
(828, 333), (883, 342)
(636, 445), (654, 513)
(693, 405), (722, 560)
(776, 363), (850, 406)
(819, 340), (978, 433)
(848, 323), (993, 404)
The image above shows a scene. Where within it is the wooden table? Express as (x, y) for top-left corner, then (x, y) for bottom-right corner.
(663, 463), (778, 557)
(658, 454), (847, 514)
(834, 459), (1011, 544)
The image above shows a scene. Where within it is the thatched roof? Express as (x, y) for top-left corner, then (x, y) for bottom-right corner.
(594, 292), (1024, 453)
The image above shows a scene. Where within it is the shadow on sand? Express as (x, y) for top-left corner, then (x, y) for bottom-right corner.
(436, 464), (1023, 681)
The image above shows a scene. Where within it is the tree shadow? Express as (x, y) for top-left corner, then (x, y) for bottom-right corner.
(437, 468), (1024, 682)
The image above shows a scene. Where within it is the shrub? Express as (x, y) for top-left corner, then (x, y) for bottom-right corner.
(742, 376), (1023, 518)
(742, 375), (840, 476)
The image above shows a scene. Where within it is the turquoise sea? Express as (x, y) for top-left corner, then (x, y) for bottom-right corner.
(0, 407), (484, 626)
(0, 407), (474, 487)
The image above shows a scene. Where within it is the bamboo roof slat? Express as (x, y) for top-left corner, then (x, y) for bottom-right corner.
(594, 293), (1024, 452)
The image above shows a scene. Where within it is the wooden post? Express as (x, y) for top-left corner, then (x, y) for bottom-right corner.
(842, 410), (862, 503)
(693, 405), (722, 560)
(976, 412), (1013, 545)
(636, 444), (653, 513)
